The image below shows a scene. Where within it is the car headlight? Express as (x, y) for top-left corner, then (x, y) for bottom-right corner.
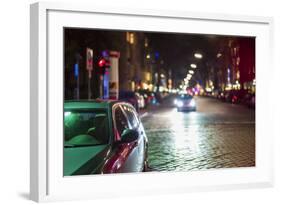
(177, 101), (184, 107)
(189, 99), (196, 107)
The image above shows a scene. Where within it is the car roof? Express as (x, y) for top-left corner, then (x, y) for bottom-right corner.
(177, 94), (193, 97)
(64, 99), (118, 110)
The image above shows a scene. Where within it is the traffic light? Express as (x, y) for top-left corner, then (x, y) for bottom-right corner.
(98, 58), (110, 75)
(98, 59), (106, 67)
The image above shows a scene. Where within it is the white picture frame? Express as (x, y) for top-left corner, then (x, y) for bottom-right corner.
(30, 2), (274, 202)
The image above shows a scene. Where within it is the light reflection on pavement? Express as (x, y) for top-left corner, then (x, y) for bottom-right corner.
(142, 96), (255, 172)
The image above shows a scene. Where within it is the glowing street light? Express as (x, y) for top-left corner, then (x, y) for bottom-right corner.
(190, 64), (197, 69)
(189, 70), (194, 74)
(194, 53), (203, 59)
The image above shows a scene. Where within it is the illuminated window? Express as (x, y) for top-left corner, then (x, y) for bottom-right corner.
(126, 32), (130, 42)
(129, 33), (134, 44)
(145, 38), (148, 47)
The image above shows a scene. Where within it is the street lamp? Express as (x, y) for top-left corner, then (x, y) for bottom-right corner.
(190, 64), (197, 69)
(189, 70), (194, 74)
(194, 53), (203, 59)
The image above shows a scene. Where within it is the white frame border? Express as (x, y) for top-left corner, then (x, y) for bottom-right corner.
(30, 2), (274, 202)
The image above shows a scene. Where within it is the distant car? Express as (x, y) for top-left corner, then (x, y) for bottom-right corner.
(64, 100), (148, 176)
(138, 89), (157, 107)
(119, 91), (139, 111)
(135, 92), (145, 109)
(174, 94), (196, 112)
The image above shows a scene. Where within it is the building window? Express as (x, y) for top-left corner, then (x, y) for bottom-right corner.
(145, 38), (148, 47)
(126, 32), (130, 42)
(129, 33), (134, 44)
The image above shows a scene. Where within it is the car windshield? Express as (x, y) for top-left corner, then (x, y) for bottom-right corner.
(178, 94), (193, 100)
(64, 110), (109, 147)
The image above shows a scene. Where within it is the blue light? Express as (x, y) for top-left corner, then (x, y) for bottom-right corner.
(74, 63), (79, 78)
(155, 52), (160, 60)
(102, 50), (109, 58)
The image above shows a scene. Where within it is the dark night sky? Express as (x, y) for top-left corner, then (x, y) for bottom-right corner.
(145, 32), (221, 80)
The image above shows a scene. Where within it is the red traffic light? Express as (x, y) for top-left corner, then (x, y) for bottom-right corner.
(98, 59), (106, 67)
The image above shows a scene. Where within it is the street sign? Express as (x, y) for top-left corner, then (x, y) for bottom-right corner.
(86, 48), (93, 99)
(86, 48), (93, 78)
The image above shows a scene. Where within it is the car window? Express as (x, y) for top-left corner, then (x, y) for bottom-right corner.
(178, 94), (192, 100)
(122, 105), (139, 129)
(64, 110), (109, 147)
(114, 106), (129, 137)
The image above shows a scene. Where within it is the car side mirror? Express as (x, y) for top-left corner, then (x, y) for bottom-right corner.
(120, 129), (139, 143)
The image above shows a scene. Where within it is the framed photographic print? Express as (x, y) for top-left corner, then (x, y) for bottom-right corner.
(30, 2), (274, 202)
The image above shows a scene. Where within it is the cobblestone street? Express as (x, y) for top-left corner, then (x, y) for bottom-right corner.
(142, 96), (255, 172)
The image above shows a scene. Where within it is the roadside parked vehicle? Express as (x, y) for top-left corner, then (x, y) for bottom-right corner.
(242, 92), (255, 108)
(174, 94), (196, 112)
(64, 100), (148, 176)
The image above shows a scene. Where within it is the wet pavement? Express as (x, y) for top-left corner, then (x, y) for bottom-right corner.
(141, 96), (255, 172)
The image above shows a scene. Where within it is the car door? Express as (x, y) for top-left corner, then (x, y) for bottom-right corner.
(106, 104), (140, 173)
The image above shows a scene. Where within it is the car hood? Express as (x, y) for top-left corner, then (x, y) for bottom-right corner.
(64, 144), (110, 176)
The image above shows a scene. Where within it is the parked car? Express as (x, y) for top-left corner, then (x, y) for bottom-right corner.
(224, 90), (247, 104)
(174, 94), (196, 112)
(242, 92), (255, 108)
(64, 100), (148, 176)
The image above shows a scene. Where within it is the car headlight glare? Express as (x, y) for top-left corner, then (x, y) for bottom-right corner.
(177, 101), (184, 107)
(189, 99), (196, 107)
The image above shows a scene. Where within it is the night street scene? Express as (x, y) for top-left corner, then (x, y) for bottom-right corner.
(63, 28), (255, 176)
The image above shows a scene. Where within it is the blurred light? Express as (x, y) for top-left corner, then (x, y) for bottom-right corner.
(64, 111), (71, 117)
(217, 53), (222, 58)
(189, 99), (196, 107)
(98, 59), (106, 67)
(160, 73), (165, 78)
(155, 52), (160, 60)
(194, 53), (203, 59)
(146, 54), (151, 59)
(145, 38), (148, 47)
(102, 50), (109, 57)
(187, 74), (192, 78)
(190, 64), (197, 69)
(205, 87), (212, 92)
(177, 101), (184, 107)
(189, 70), (194, 74)
(227, 68), (230, 73)
(129, 33), (134, 44)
